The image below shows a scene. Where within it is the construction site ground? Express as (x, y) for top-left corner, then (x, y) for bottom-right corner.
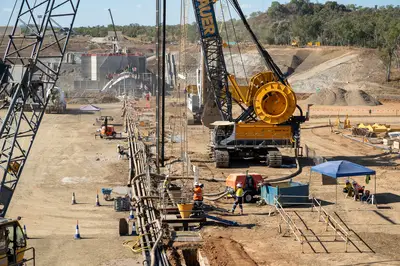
(2, 40), (399, 265)
(4, 98), (400, 265)
(3, 104), (142, 266)
(163, 96), (400, 266)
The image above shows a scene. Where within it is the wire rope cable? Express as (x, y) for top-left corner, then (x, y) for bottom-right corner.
(219, 0), (236, 76)
(0, 0), (19, 49)
(225, 0), (249, 84)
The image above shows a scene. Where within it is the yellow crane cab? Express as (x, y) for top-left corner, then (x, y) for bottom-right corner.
(0, 218), (34, 266)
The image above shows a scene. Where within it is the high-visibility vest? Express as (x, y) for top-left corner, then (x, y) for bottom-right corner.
(163, 179), (169, 189)
(193, 187), (203, 201)
(236, 188), (244, 197)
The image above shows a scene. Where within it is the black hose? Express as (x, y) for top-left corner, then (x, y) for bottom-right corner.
(264, 158), (302, 184)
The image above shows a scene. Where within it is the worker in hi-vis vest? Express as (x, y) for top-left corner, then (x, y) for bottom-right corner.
(231, 183), (244, 215)
(193, 182), (203, 202)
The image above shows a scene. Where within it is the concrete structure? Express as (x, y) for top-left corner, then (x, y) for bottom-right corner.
(76, 53), (147, 94)
(80, 53), (146, 82)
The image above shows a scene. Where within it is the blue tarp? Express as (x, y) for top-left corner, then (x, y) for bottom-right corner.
(311, 160), (375, 178)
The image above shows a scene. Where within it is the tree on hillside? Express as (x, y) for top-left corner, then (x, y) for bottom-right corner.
(72, 2), (400, 82)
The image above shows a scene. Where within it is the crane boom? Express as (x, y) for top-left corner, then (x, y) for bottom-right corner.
(0, 0), (80, 217)
(227, 0), (286, 84)
(108, 8), (120, 53)
(191, 0), (232, 122)
(108, 8), (119, 42)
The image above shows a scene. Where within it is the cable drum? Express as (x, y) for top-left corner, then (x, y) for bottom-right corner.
(253, 82), (297, 125)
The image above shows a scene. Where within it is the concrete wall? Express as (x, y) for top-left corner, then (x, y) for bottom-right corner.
(80, 54), (147, 83)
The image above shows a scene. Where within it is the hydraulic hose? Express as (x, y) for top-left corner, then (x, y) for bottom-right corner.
(263, 158), (302, 183)
(203, 190), (228, 197)
(204, 191), (229, 201)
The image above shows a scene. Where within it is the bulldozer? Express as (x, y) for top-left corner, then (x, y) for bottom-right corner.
(291, 40), (299, 47)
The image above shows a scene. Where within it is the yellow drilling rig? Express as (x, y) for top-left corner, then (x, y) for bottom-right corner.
(188, 0), (311, 168)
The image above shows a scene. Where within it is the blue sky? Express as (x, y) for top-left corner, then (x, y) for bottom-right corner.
(0, 0), (399, 27)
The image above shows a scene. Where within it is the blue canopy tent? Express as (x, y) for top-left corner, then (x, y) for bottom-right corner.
(311, 160), (376, 204)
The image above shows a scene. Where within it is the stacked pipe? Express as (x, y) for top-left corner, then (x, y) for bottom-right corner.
(125, 101), (169, 266)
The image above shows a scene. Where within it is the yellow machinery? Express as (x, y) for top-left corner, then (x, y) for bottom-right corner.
(191, 0), (309, 168)
(291, 40), (299, 47)
(358, 123), (400, 133)
(229, 72), (297, 125)
(208, 71), (307, 168)
(335, 115), (351, 129)
(0, 218), (33, 266)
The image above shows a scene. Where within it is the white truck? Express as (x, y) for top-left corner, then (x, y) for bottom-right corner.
(46, 86), (66, 114)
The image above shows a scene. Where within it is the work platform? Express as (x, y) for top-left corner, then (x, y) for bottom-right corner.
(162, 213), (206, 231)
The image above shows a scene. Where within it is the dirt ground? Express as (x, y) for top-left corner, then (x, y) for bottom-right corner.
(162, 99), (400, 266)
(4, 97), (400, 266)
(5, 104), (142, 266)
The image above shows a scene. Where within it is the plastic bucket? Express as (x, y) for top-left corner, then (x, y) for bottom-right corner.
(177, 203), (194, 218)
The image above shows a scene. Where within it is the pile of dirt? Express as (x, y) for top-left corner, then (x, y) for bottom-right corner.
(305, 88), (381, 106)
(93, 94), (120, 104)
(67, 91), (120, 104)
(201, 236), (257, 266)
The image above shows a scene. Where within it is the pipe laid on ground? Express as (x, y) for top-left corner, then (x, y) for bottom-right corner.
(205, 214), (238, 226)
(169, 176), (226, 182)
(203, 190), (228, 197)
(204, 191), (229, 201)
(150, 220), (164, 266)
(263, 158), (302, 184)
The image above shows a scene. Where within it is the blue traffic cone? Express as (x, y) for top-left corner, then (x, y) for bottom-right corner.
(129, 208), (134, 220)
(95, 193), (101, 207)
(72, 192), (77, 205)
(23, 225), (28, 239)
(131, 222), (137, 236)
(74, 220), (81, 239)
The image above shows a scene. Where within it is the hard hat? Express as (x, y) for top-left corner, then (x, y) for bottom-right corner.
(237, 183), (242, 188)
(194, 182), (199, 187)
(117, 144), (120, 147)
(345, 180), (350, 184)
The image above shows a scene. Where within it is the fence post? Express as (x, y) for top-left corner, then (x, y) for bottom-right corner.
(334, 223), (337, 241)
(311, 198), (314, 212)
(278, 215), (282, 234)
(301, 235), (304, 253)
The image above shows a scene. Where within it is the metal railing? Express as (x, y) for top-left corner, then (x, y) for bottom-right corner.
(312, 198), (359, 253)
(11, 247), (35, 266)
(273, 197), (309, 253)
